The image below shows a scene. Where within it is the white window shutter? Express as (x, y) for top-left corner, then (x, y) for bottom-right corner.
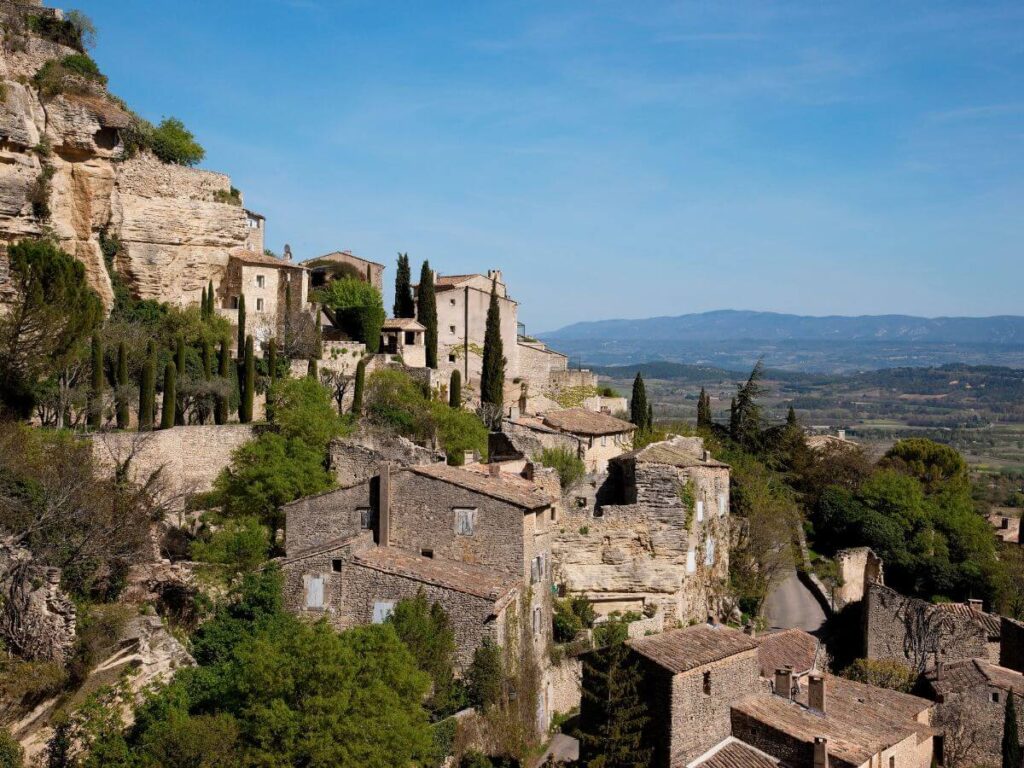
(696, 500), (704, 522)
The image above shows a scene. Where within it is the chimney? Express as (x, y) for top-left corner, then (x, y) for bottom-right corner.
(284, 244), (292, 261)
(813, 737), (828, 768)
(808, 674), (826, 713)
(488, 462), (502, 478)
(523, 461), (535, 481)
(743, 624), (757, 638)
(837, 429), (846, 441)
(702, 450), (711, 462)
(968, 598), (983, 612)
(774, 667), (793, 700)
(378, 464), (391, 548)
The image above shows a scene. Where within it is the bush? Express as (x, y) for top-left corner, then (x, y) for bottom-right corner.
(364, 369), (434, 438)
(267, 376), (346, 450)
(537, 447), (585, 489)
(466, 638), (502, 711)
(553, 596), (596, 643)
(150, 117), (205, 166)
(33, 54), (106, 97)
(27, 13), (88, 51)
(388, 591), (463, 718)
(432, 402), (488, 465)
(191, 516), (270, 573)
(316, 278), (386, 351)
(0, 729), (23, 768)
(842, 658), (916, 693)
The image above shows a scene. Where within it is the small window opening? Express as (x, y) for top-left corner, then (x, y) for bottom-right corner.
(703, 671), (712, 695)
(448, 354), (457, 362)
(331, 559), (342, 573)
(421, 548), (434, 559)
(256, 298), (264, 311)
(256, 275), (265, 288)
(993, 691), (1001, 703)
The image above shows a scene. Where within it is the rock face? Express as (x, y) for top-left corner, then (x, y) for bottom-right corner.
(0, 9), (251, 309)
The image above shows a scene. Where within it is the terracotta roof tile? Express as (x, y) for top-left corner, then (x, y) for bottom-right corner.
(754, 629), (820, 678)
(351, 547), (520, 603)
(307, 250), (385, 268)
(618, 440), (729, 469)
(689, 739), (779, 768)
(627, 624), (758, 674)
(408, 464), (554, 510)
(542, 408), (636, 436)
(231, 248), (307, 269)
(926, 658), (1024, 699)
(382, 318), (426, 331)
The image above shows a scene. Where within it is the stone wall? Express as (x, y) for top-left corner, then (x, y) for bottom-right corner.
(833, 546), (883, 609)
(516, 340), (568, 391)
(91, 424), (254, 499)
(498, 420), (582, 462)
(284, 483), (373, 555)
(435, 283), (519, 389)
(934, 682), (1024, 767)
(328, 431), (444, 488)
(1001, 617), (1024, 674)
(546, 656), (582, 716)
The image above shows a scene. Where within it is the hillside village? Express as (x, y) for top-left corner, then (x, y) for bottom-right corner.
(1, 3), (1024, 768)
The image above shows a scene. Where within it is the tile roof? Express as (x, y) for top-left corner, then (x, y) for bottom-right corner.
(933, 602), (1001, 638)
(307, 250), (385, 268)
(926, 658), (1024, 699)
(689, 738), (779, 768)
(794, 674), (933, 724)
(382, 317), (426, 331)
(617, 440), (730, 469)
(351, 547), (520, 604)
(231, 248), (307, 269)
(753, 628), (820, 678)
(279, 533), (367, 565)
(408, 464), (554, 510)
(627, 624), (758, 674)
(542, 408), (636, 436)
(434, 274), (477, 287)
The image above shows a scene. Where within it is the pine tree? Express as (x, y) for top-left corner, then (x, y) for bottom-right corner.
(268, 337), (278, 387)
(240, 335), (254, 423)
(449, 369), (461, 409)
(88, 332), (103, 429)
(160, 363), (176, 430)
(393, 253), (415, 318)
(174, 334), (186, 426)
(697, 387), (712, 428)
(236, 294), (246, 359)
(579, 635), (652, 768)
(139, 342), (155, 431)
(1004, 691), (1021, 768)
(215, 338), (230, 425)
(417, 261), (438, 369)
(352, 358), (366, 415)
(480, 277), (505, 413)
(630, 372), (649, 431)
(115, 341), (129, 429)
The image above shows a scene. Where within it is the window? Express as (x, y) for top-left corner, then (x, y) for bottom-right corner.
(256, 298), (264, 311)
(404, 330), (416, 345)
(256, 274), (265, 288)
(705, 536), (716, 566)
(231, 296), (239, 309)
(331, 559), (342, 573)
(358, 507), (373, 529)
(533, 606), (543, 635)
(372, 601), (395, 623)
(421, 548), (434, 559)
(454, 507), (477, 536)
(993, 691), (1001, 703)
(696, 500), (704, 523)
(531, 554), (545, 584)
(449, 325), (457, 334)
(888, 758), (894, 768)
(450, 298), (456, 306)
(550, 507), (557, 522)
(304, 575), (324, 609)
(686, 549), (696, 574)
(576, 497), (588, 508)
(601, 435), (607, 447)
(703, 671), (712, 695)
(449, 354), (457, 363)
(718, 493), (727, 516)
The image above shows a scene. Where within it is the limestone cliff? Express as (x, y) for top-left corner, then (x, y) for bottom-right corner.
(0, 3), (251, 309)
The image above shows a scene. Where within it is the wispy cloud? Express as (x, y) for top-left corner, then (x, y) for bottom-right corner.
(929, 103), (1024, 122)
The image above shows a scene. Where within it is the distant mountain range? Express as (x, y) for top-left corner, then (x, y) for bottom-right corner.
(540, 311), (1024, 373)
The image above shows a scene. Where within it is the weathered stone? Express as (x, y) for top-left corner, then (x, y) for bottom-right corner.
(0, 538), (76, 664)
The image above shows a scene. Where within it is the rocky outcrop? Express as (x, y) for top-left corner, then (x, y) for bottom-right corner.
(0, 9), (251, 310)
(0, 538), (76, 664)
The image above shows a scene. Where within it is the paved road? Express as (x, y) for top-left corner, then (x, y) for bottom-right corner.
(763, 569), (827, 633)
(535, 733), (579, 766)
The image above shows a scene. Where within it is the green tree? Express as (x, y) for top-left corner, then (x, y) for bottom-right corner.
(842, 658), (916, 693)
(215, 338), (230, 425)
(0, 728), (23, 768)
(191, 516), (269, 573)
(388, 591), (461, 717)
(174, 334), (187, 425)
(150, 117), (205, 166)
(236, 294), (246, 361)
(728, 397), (738, 439)
(432, 402), (488, 465)
(732, 360), (764, 449)
(316, 278), (385, 353)
(449, 369), (461, 408)
(480, 278), (504, 414)
(352, 358), (366, 415)
(160, 363), (176, 429)
(267, 338), (278, 388)
(201, 337), (213, 381)
(466, 638), (502, 711)
(115, 341), (129, 429)
(1005, 691), (1021, 768)
(697, 387), (712, 428)
(88, 332), (103, 429)
(138, 342), (155, 430)
(267, 376), (344, 451)
(578, 633), (652, 768)
(538, 447), (586, 490)
(239, 335), (254, 424)
(284, 282), (292, 352)
(417, 261), (438, 369)
(307, 357), (318, 379)
(393, 253), (415, 318)
(629, 372), (649, 431)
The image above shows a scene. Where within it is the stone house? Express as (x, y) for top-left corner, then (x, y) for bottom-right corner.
(306, 249), (385, 293)
(538, 408), (635, 473)
(243, 209), (265, 254)
(864, 582), (1000, 671)
(218, 248), (309, 349)
(553, 437), (731, 623)
(922, 657), (1024, 767)
(380, 317), (427, 368)
(280, 462), (559, 671)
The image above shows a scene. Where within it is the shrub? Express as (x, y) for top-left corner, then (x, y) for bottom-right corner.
(150, 117), (205, 166)
(432, 402), (487, 465)
(388, 591), (462, 717)
(537, 447), (585, 489)
(212, 187), (241, 205)
(267, 376), (346, 450)
(842, 658), (916, 693)
(317, 278), (386, 351)
(364, 369), (433, 438)
(0, 729), (23, 768)
(466, 638), (502, 711)
(191, 516), (270, 573)
(553, 600), (582, 643)
(33, 54), (106, 97)
(27, 13), (88, 51)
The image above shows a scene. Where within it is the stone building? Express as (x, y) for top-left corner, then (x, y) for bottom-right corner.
(380, 317), (427, 368)
(537, 408), (635, 473)
(864, 582), (1000, 672)
(306, 249), (385, 293)
(243, 209), (265, 254)
(553, 436), (731, 623)
(217, 248), (309, 348)
(280, 462), (559, 670)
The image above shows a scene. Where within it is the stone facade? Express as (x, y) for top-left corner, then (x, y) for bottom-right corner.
(307, 250), (385, 293)
(832, 547), (883, 609)
(1000, 616), (1024, 674)
(217, 251), (309, 350)
(516, 339), (569, 392)
(328, 431), (444, 488)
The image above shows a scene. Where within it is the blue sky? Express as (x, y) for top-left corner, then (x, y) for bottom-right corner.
(82, 1), (1024, 332)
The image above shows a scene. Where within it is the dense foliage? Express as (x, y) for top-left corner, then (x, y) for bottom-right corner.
(537, 447), (585, 490)
(316, 278), (386, 353)
(417, 261), (438, 369)
(480, 278), (504, 415)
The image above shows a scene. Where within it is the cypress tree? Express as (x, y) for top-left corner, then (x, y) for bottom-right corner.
(174, 334), (186, 425)
(268, 337), (278, 386)
(697, 387), (712, 428)
(236, 294), (246, 359)
(579, 632), (652, 768)
(89, 332), (103, 429)
(449, 369), (461, 409)
(480, 277), (505, 412)
(1004, 691), (1021, 768)
(417, 261), (437, 369)
(215, 338), (230, 425)
(115, 341), (129, 429)
(786, 406), (798, 428)
(202, 338), (213, 380)
(647, 403), (653, 431)
(393, 253), (415, 318)
(139, 342), (155, 431)
(160, 363), (176, 429)
(240, 335), (254, 424)
(206, 280), (215, 318)
(630, 372), (649, 431)
(352, 358), (366, 415)
(729, 397), (739, 440)
(307, 357), (318, 379)
(284, 282), (292, 352)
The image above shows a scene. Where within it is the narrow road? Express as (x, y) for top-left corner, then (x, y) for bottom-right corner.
(535, 733), (579, 766)
(763, 569), (827, 633)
